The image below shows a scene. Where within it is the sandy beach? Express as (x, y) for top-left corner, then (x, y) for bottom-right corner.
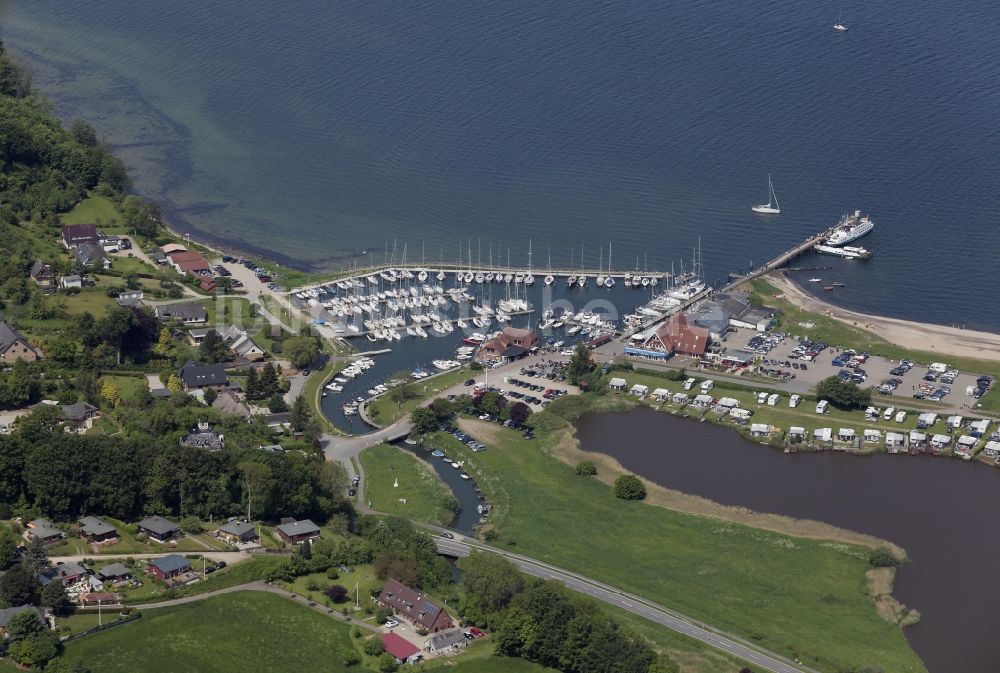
(767, 273), (1000, 362)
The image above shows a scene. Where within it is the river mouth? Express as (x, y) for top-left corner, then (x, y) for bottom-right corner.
(574, 405), (1000, 673)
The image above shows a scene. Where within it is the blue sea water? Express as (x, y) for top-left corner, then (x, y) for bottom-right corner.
(1, 0), (998, 334)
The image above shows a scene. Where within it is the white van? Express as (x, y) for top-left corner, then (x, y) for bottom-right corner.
(816, 400), (829, 414)
(767, 394), (780, 406)
(789, 394), (800, 408)
(682, 377), (697, 391)
(883, 406), (896, 421)
(929, 362), (949, 373)
(895, 410), (908, 423)
(700, 379), (714, 394)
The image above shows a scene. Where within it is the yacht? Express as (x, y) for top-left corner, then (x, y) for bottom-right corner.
(544, 274), (555, 286)
(825, 210), (875, 246)
(751, 174), (781, 214)
(833, 14), (848, 31)
(604, 276), (615, 288)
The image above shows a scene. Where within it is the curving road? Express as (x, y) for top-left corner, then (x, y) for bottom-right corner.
(434, 537), (817, 673)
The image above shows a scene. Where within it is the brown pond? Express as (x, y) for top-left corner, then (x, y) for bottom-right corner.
(576, 405), (1000, 673)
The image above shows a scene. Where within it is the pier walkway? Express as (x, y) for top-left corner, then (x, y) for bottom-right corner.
(720, 229), (832, 294)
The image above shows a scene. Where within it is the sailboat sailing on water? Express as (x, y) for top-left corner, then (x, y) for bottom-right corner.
(751, 174), (781, 214)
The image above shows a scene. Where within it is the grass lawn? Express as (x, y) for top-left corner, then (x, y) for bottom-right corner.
(56, 611), (126, 638)
(115, 555), (286, 604)
(361, 443), (454, 525)
(427, 427), (926, 673)
(60, 592), (358, 673)
(367, 366), (472, 426)
(280, 563), (380, 609)
(101, 375), (149, 404)
(442, 659), (557, 673)
(62, 194), (122, 227)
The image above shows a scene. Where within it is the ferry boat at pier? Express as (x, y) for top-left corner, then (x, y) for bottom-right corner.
(825, 210), (874, 246)
(813, 244), (873, 259)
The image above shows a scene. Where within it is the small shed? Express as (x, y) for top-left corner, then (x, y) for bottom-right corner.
(424, 630), (468, 654)
(382, 633), (422, 665)
(608, 377), (626, 391)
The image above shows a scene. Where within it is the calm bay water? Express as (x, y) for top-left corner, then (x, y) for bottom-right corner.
(2, 1), (999, 329)
(577, 406), (1000, 673)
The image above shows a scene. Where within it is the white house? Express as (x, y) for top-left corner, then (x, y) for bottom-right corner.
(863, 429), (882, 444)
(652, 387), (670, 401)
(813, 427), (833, 443)
(629, 383), (649, 397)
(609, 377), (626, 391)
(885, 431), (906, 452)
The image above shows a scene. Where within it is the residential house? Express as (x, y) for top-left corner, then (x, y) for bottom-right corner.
(180, 422), (225, 451)
(29, 260), (55, 289)
(382, 634), (423, 665)
(608, 377), (626, 391)
(147, 554), (191, 580)
(178, 359), (228, 391)
(629, 383), (649, 397)
(116, 290), (144, 308)
(477, 326), (539, 363)
(653, 314), (710, 357)
(99, 234), (121, 253)
(24, 519), (64, 546)
(211, 391), (251, 418)
(424, 629), (467, 654)
(378, 578), (454, 633)
(74, 242), (110, 269)
(0, 606), (45, 636)
(59, 402), (99, 432)
(59, 275), (83, 290)
(61, 223), (99, 249)
(38, 561), (88, 586)
(187, 328), (213, 345)
(97, 562), (132, 583)
(79, 516), (118, 544)
(137, 516), (181, 543)
(155, 302), (207, 324)
(217, 520), (258, 545)
(0, 321), (42, 363)
(167, 250), (210, 276)
(275, 519), (321, 544)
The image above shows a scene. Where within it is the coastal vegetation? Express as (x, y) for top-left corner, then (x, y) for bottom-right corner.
(359, 442), (456, 524)
(426, 422), (925, 673)
(815, 376), (871, 409)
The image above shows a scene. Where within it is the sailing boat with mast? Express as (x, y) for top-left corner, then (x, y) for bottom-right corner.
(833, 13), (848, 31)
(544, 248), (554, 286)
(751, 174), (781, 214)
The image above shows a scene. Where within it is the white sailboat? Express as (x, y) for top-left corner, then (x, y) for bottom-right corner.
(751, 174), (781, 214)
(833, 13), (848, 31)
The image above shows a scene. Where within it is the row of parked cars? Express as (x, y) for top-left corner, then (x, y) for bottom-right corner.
(441, 424), (489, 452)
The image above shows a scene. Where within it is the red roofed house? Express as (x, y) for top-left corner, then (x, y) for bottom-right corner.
(167, 250), (210, 276)
(377, 578), (454, 633)
(650, 314), (709, 357)
(477, 326), (539, 363)
(381, 633), (422, 665)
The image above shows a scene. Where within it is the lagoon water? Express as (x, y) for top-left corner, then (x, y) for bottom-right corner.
(2, 1), (1000, 330)
(577, 406), (1000, 673)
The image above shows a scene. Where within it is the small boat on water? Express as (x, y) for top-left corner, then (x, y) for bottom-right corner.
(832, 282), (846, 287)
(824, 286), (835, 291)
(460, 474), (471, 480)
(751, 173), (781, 214)
(431, 450), (445, 457)
(808, 278), (822, 282)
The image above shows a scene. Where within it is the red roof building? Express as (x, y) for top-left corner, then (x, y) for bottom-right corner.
(654, 314), (709, 356)
(167, 250), (210, 275)
(381, 633), (421, 664)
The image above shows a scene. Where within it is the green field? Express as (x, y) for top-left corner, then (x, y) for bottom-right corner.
(61, 194), (122, 227)
(60, 592), (357, 673)
(445, 659), (557, 673)
(366, 366), (472, 426)
(361, 443), (455, 525)
(429, 427), (925, 673)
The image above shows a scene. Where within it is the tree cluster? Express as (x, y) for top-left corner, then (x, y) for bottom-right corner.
(460, 553), (674, 673)
(816, 376), (872, 410)
(246, 363), (281, 401)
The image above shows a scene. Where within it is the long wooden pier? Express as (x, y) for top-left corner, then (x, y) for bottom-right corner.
(719, 228), (832, 294)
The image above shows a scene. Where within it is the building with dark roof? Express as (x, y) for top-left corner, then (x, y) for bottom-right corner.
(24, 519), (64, 545)
(378, 578), (454, 633)
(60, 402), (99, 432)
(97, 562), (132, 582)
(0, 606), (45, 635)
(275, 519), (320, 544)
(29, 260), (55, 289)
(477, 326), (538, 362)
(0, 321), (42, 364)
(79, 516), (118, 543)
(155, 301), (207, 324)
(424, 629), (467, 653)
(180, 422), (225, 451)
(137, 516), (181, 543)
(74, 242), (110, 269)
(217, 520), (258, 544)
(179, 359), (228, 391)
(61, 224), (99, 248)
(147, 554), (190, 580)
(38, 561), (88, 586)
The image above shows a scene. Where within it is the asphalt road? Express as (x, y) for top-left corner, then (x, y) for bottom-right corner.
(434, 537), (818, 673)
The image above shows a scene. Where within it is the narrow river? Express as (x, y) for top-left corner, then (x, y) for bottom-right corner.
(575, 405), (1000, 673)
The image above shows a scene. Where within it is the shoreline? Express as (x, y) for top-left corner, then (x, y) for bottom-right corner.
(767, 273), (1000, 362)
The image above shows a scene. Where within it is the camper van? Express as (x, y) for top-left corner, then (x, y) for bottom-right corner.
(682, 378), (697, 391)
(789, 394), (801, 408)
(882, 406), (895, 421)
(895, 410), (908, 423)
(756, 391), (768, 404)
(766, 394), (780, 406)
(700, 379), (714, 394)
(816, 400), (829, 414)
(929, 362), (949, 373)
